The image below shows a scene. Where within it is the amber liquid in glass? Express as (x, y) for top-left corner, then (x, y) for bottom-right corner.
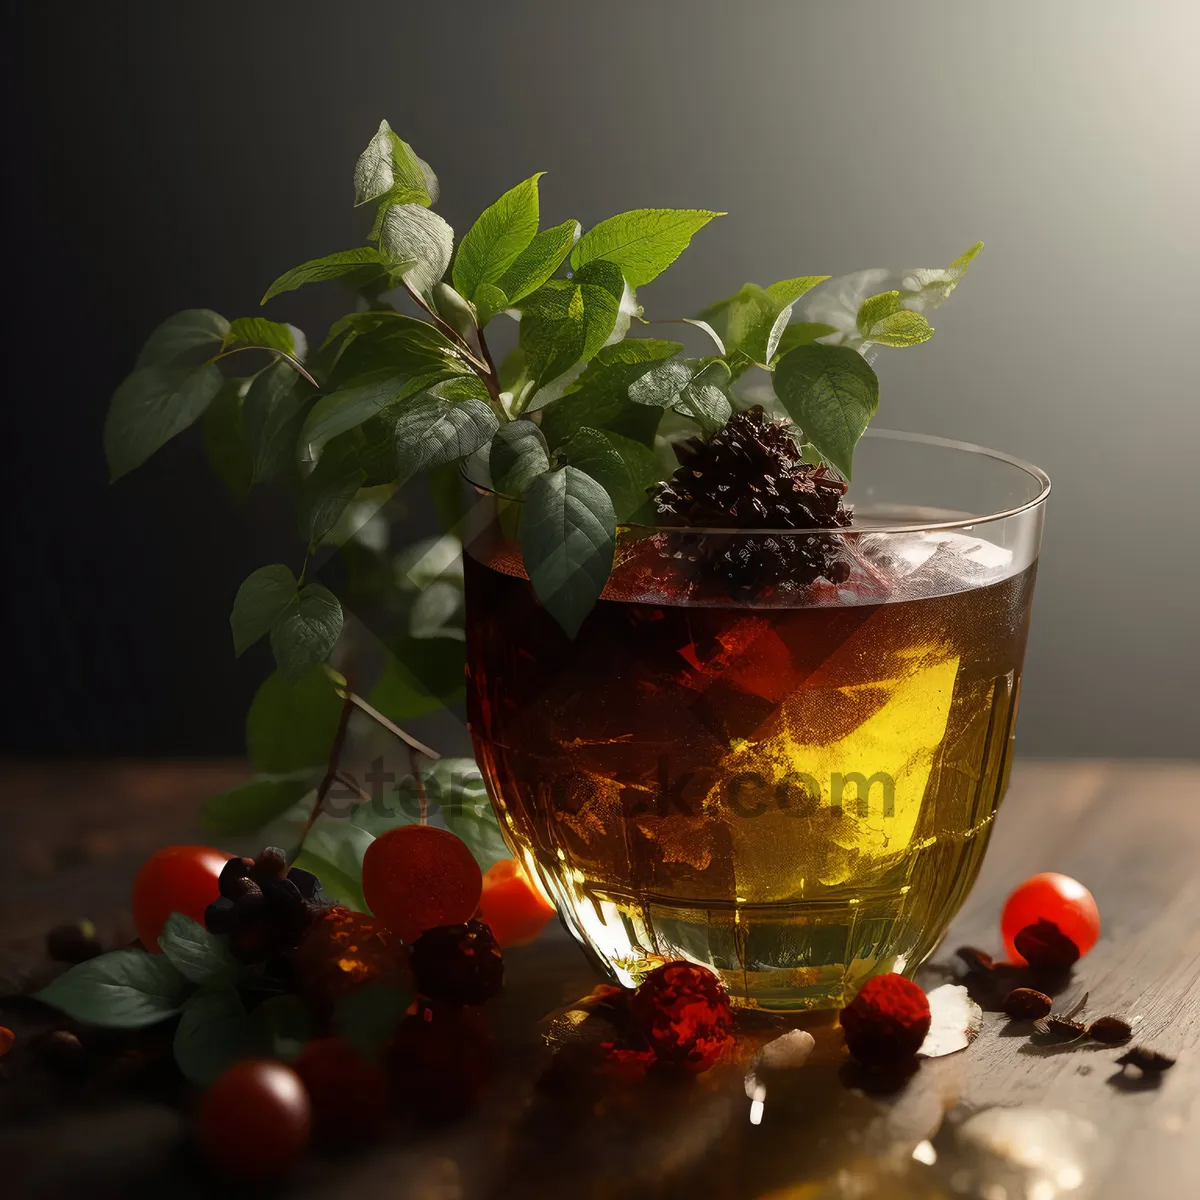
(465, 544), (1036, 1009)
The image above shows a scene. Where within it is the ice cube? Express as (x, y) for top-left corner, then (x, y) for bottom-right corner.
(858, 531), (1012, 600)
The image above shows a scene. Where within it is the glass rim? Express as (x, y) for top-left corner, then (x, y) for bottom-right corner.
(466, 427), (1051, 538)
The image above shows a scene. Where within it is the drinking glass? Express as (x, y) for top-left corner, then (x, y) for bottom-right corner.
(463, 430), (1050, 1010)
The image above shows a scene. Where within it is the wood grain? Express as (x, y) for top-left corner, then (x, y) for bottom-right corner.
(1, 760), (1198, 1198)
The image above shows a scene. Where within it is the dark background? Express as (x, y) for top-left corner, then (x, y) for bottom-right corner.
(3, 0), (1197, 759)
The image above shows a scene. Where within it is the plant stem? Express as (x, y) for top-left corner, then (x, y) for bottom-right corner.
(336, 688), (441, 760)
(293, 687), (356, 858)
(475, 324), (503, 409)
(408, 746), (429, 825)
(401, 280), (490, 372)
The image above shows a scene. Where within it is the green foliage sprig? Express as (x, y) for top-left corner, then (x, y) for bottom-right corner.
(104, 119), (980, 842)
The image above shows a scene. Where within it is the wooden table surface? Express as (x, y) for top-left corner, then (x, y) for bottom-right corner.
(2, 760), (1198, 1199)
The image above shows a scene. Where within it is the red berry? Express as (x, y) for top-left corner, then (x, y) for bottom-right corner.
(293, 1038), (391, 1147)
(199, 1059), (311, 1180)
(478, 858), (556, 948)
(131, 844), (231, 951)
(381, 1002), (493, 1122)
(840, 974), (931, 1067)
(361, 826), (482, 944)
(1001, 873), (1099, 965)
(629, 962), (735, 1073)
(290, 906), (411, 1016)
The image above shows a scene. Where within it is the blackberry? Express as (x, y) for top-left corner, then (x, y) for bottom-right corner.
(411, 920), (504, 1005)
(206, 847), (332, 963)
(651, 405), (851, 598)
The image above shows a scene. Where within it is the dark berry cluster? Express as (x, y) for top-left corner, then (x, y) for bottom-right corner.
(651, 405), (852, 598)
(411, 919), (504, 1005)
(205, 848), (330, 963)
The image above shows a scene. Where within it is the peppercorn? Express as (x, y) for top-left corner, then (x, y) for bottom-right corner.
(1088, 1016), (1133, 1045)
(46, 919), (103, 964)
(411, 920), (504, 1005)
(839, 974), (931, 1068)
(1004, 987), (1053, 1020)
(629, 962), (735, 1073)
(1013, 918), (1080, 969)
(1116, 1046), (1175, 1074)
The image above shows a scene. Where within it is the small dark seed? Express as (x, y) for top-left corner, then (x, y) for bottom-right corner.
(1004, 987), (1053, 1020)
(1014, 919), (1080, 969)
(956, 946), (995, 973)
(1088, 1016), (1133, 1045)
(46, 920), (103, 964)
(1116, 1045), (1175, 1073)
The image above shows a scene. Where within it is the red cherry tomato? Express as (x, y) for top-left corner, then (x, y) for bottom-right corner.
(361, 825), (482, 944)
(479, 858), (555, 948)
(131, 844), (230, 951)
(1002, 872), (1100, 963)
(199, 1059), (311, 1180)
(293, 1037), (391, 1147)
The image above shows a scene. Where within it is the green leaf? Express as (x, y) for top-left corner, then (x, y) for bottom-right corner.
(334, 983), (412, 1059)
(300, 370), (449, 455)
(765, 276), (829, 308)
(304, 438), (365, 544)
(37, 949), (189, 1029)
(771, 322), (837, 360)
(105, 363), (223, 481)
(489, 419), (550, 496)
(519, 466), (616, 637)
(441, 793), (511, 872)
(538, 358), (669, 449)
(261, 247), (393, 305)
(243, 360), (310, 482)
(202, 775), (314, 836)
(559, 426), (662, 521)
(676, 359), (732, 434)
(135, 309), (229, 368)
(628, 358), (694, 407)
(224, 317), (298, 357)
(354, 119), (430, 208)
(157, 913), (240, 985)
(248, 995), (312, 1061)
(570, 209), (721, 287)
(270, 584), (343, 678)
(393, 384), (499, 486)
(594, 338), (684, 367)
(230, 564), (297, 656)
(203, 378), (254, 501)
(378, 204), (454, 299)
(247, 667), (345, 774)
(453, 173), (543, 301)
(856, 290), (934, 347)
(773, 344), (880, 478)
(473, 283), (510, 326)
(294, 816), (373, 913)
(174, 987), (249, 1085)
(497, 218), (580, 304)
(327, 318), (465, 388)
(520, 260), (624, 390)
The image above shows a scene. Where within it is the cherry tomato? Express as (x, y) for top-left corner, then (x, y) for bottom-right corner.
(131, 844), (230, 951)
(1001, 872), (1100, 963)
(199, 1059), (311, 1180)
(361, 825), (482, 944)
(479, 858), (556, 948)
(293, 1037), (391, 1147)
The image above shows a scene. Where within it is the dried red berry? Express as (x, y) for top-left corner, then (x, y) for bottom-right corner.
(411, 919), (504, 1005)
(1013, 919), (1080, 969)
(1003, 987), (1053, 1020)
(629, 962), (734, 1073)
(839, 974), (931, 1067)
